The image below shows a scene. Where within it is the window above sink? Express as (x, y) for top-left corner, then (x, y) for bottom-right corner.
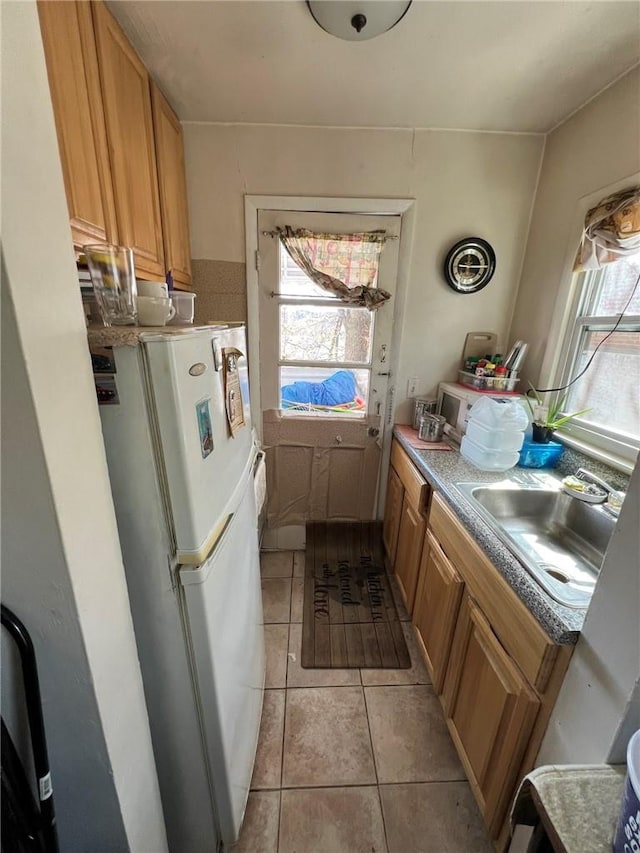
(554, 251), (640, 463)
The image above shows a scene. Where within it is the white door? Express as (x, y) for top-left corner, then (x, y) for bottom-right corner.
(256, 210), (401, 528)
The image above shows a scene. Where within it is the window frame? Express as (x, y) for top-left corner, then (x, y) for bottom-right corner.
(552, 265), (640, 465)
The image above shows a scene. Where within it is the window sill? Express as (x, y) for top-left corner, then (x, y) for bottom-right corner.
(554, 430), (636, 476)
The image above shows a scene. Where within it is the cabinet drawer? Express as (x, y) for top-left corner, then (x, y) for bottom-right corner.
(429, 493), (558, 692)
(390, 440), (428, 511)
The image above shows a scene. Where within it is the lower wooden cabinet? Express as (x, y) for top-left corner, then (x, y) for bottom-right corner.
(420, 494), (573, 849)
(394, 493), (426, 614)
(382, 464), (403, 565)
(442, 594), (540, 837)
(383, 440), (573, 850)
(412, 530), (463, 693)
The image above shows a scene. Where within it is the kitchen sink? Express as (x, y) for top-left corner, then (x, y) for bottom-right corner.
(455, 480), (616, 609)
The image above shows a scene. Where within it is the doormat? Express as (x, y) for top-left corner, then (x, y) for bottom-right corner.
(302, 521), (411, 669)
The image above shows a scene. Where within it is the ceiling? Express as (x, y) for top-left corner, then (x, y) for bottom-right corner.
(108, 0), (640, 133)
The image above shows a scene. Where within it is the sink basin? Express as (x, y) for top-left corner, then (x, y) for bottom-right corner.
(456, 481), (616, 608)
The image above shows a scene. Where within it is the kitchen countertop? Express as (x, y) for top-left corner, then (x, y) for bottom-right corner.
(393, 426), (585, 644)
(87, 323), (226, 347)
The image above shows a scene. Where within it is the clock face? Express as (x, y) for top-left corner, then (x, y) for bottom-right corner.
(444, 238), (496, 293)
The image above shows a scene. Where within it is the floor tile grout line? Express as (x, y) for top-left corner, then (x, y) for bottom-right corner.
(276, 787), (282, 853)
(364, 670), (391, 853)
(277, 781), (386, 792)
(376, 783), (391, 853)
(274, 776), (469, 798)
(362, 684), (381, 787)
(276, 620), (290, 853)
(253, 778), (470, 793)
(281, 619), (291, 758)
(377, 778), (470, 788)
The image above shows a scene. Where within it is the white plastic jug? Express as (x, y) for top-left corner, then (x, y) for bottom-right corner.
(462, 397), (528, 472)
(467, 397), (529, 431)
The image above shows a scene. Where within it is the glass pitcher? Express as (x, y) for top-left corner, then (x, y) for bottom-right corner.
(83, 244), (137, 325)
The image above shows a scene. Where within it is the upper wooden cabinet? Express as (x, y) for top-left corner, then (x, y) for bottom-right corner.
(92, 2), (165, 279)
(40, 2), (193, 283)
(38, 1), (117, 249)
(151, 83), (192, 288)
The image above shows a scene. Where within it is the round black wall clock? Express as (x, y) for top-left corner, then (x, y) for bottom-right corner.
(443, 237), (496, 293)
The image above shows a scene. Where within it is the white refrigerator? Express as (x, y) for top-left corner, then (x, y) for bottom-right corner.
(91, 324), (264, 853)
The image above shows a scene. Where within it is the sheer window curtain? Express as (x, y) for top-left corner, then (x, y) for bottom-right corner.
(277, 227), (391, 309)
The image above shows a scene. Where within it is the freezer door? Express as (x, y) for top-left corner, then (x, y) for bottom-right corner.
(145, 327), (253, 562)
(180, 464), (265, 844)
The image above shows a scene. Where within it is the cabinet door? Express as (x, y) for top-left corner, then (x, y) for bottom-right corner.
(151, 83), (192, 288)
(93, 2), (165, 279)
(382, 465), (403, 566)
(394, 493), (426, 615)
(413, 530), (464, 694)
(38, 0), (117, 250)
(443, 595), (539, 838)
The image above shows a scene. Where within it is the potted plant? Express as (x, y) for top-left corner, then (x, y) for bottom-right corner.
(525, 384), (590, 443)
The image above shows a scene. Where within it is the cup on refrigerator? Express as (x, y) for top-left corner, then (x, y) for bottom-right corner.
(169, 291), (196, 325)
(137, 296), (176, 326)
(84, 244), (137, 326)
(137, 280), (169, 298)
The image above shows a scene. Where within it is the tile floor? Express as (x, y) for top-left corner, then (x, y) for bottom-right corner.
(230, 549), (493, 853)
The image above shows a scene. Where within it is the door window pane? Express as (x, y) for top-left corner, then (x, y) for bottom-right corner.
(279, 249), (334, 298)
(280, 304), (373, 363)
(279, 367), (369, 416)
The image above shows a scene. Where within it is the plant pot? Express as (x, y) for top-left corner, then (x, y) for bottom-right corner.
(532, 424), (554, 444)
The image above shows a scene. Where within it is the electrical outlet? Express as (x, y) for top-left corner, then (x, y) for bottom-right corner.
(407, 376), (418, 397)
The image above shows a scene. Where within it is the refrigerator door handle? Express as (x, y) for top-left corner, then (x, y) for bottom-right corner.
(180, 513), (235, 585)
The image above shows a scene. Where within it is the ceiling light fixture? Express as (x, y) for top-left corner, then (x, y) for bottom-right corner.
(307, 1), (412, 41)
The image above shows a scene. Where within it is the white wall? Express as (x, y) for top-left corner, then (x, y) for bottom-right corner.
(1, 4), (168, 850)
(538, 459), (640, 765)
(183, 123), (543, 422)
(507, 67), (640, 766)
(509, 66), (640, 388)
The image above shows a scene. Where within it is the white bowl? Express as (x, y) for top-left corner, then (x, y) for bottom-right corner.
(460, 434), (519, 472)
(137, 295), (175, 326)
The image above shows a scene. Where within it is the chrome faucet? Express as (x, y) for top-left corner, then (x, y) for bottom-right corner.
(575, 468), (615, 495)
